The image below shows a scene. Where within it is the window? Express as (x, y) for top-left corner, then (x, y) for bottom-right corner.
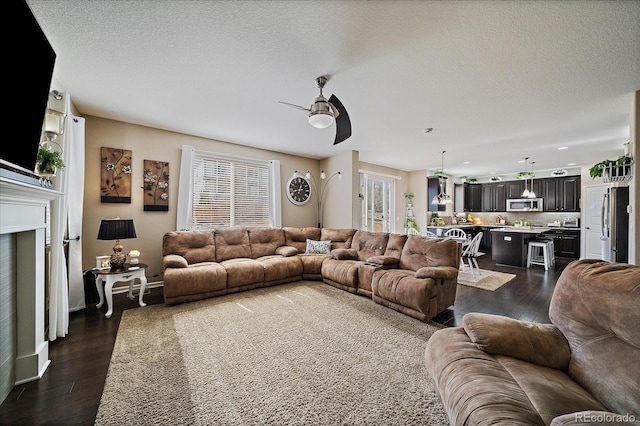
(177, 145), (281, 230)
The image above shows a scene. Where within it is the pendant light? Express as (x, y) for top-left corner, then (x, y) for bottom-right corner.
(521, 157), (530, 197)
(432, 151), (453, 205)
(528, 161), (537, 198)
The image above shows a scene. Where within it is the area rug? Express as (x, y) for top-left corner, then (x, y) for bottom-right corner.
(457, 268), (516, 291)
(95, 281), (450, 425)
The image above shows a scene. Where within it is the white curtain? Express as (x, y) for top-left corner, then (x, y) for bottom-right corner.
(269, 160), (281, 227)
(67, 114), (85, 312)
(48, 93), (85, 341)
(176, 144), (195, 231)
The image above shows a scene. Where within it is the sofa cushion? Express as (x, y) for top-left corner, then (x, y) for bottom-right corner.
(321, 258), (359, 292)
(283, 227), (321, 253)
(350, 230), (389, 261)
(215, 228), (251, 262)
(258, 255), (303, 284)
(548, 259), (640, 417)
(275, 246), (298, 257)
(320, 228), (357, 249)
(162, 230), (215, 264)
(220, 258), (264, 289)
(163, 262), (227, 300)
(463, 312), (570, 370)
(306, 239), (331, 254)
(384, 233), (408, 259)
(331, 248), (358, 260)
(248, 227), (286, 258)
(399, 236), (459, 271)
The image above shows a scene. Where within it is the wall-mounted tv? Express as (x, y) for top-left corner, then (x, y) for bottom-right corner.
(2, 0), (56, 175)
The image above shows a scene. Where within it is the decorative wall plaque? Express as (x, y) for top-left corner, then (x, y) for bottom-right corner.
(100, 147), (132, 203)
(143, 159), (169, 211)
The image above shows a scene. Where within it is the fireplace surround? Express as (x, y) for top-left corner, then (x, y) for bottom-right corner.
(0, 176), (60, 403)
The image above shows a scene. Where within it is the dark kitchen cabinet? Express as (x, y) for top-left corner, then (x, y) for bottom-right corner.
(427, 177), (446, 212)
(506, 181), (523, 199)
(542, 176), (580, 212)
(481, 182), (506, 212)
(543, 228), (580, 259)
(463, 183), (482, 212)
(479, 226), (492, 250)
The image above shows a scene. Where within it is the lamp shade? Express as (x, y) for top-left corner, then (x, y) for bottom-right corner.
(97, 219), (137, 241)
(308, 112), (334, 128)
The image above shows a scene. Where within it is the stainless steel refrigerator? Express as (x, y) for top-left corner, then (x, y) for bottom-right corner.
(601, 186), (629, 263)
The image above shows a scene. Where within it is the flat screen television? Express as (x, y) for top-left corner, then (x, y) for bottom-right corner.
(1, 0), (56, 176)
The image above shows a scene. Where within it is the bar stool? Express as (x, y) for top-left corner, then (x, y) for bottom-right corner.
(527, 239), (554, 270)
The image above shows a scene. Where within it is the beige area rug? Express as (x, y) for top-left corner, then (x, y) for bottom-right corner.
(457, 268), (516, 291)
(95, 281), (450, 425)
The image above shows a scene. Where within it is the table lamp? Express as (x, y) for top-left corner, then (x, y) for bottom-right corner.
(97, 218), (137, 269)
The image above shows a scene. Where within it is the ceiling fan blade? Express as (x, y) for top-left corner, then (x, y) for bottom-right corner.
(329, 94), (351, 145)
(278, 101), (311, 112)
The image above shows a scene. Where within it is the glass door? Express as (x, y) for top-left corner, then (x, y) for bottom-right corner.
(360, 173), (395, 233)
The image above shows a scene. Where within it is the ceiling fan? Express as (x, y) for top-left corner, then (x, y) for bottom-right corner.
(279, 76), (352, 145)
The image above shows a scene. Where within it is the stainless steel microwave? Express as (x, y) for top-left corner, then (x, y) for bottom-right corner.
(506, 198), (544, 212)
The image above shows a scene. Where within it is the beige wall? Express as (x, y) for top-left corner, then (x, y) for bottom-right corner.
(83, 116), (332, 280)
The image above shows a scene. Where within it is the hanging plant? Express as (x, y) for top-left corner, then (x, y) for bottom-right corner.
(36, 147), (65, 175)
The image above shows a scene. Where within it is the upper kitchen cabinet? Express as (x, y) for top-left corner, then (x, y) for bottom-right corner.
(542, 176), (581, 212)
(463, 183), (482, 212)
(481, 182), (506, 212)
(506, 181), (523, 199)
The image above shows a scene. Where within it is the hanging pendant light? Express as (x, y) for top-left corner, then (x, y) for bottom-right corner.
(528, 161), (537, 198)
(432, 151), (453, 205)
(521, 157), (530, 197)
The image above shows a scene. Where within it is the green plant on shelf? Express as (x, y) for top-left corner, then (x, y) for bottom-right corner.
(36, 147), (65, 175)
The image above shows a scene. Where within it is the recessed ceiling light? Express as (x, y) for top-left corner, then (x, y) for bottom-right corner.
(424, 128), (433, 133)
(518, 160), (525, 163)
(490, 171), (496, 175)
(463, 161), (470, 165)
(558, 146), (568, 150)
(568, 162), (576, 166)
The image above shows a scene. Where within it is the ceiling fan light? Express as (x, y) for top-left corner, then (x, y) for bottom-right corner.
(309, 112), (334, 128)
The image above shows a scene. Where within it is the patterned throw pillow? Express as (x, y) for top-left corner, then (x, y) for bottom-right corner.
(306, 239), (331, 254)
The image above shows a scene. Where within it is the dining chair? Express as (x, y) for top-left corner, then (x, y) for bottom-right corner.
(461, 232), (483, 277)
(419, 230), (439, 239)
(444, 228), (468, 240)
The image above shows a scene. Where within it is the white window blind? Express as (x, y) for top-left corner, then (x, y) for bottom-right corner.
(191, 154), (271, 229)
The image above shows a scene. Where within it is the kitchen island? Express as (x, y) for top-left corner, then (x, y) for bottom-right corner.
(491, 227), (550, 267)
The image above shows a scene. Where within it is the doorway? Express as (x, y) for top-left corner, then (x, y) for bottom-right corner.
(360, 173), (395, 233)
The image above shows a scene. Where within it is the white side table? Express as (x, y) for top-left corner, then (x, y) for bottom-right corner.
(92, 263), (148, 318)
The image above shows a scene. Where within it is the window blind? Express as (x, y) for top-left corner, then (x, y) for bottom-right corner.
(191, 155), (271, 229)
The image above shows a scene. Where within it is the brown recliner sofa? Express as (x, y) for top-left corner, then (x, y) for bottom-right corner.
(162, 227), (461, 322)
(425, 259), (640, 425)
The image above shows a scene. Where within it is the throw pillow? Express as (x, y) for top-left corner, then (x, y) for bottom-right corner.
(306, 239), (331, 254)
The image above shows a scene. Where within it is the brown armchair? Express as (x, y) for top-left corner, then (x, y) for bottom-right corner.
(425, 259), (640, 425)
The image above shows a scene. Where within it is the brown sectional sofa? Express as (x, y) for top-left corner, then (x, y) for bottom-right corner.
(162, 227), (461, 322)
(425, 259), (640, 425)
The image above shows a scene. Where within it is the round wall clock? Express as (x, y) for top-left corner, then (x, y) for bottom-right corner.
(286, 175), (311, 205)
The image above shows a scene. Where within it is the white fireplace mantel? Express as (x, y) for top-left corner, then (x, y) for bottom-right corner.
(1, 177), (61, 385)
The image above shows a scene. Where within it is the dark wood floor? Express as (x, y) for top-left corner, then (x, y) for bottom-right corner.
(0, 250), (573, 425)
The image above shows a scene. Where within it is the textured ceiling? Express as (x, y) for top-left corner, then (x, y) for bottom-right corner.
(27, 0), (640, 179)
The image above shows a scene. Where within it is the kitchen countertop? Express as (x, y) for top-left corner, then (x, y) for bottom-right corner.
(491, 226), (550, 234)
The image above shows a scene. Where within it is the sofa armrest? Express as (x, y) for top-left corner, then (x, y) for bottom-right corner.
(463, 312), (571, 370)
(275, 245), (298, 257)
(331, 248), (358, 260)
(163, 254), (188, 268)
(414, 266), (459, 279)
(366, 255), (399, 268)
(551, 411), (639, 426)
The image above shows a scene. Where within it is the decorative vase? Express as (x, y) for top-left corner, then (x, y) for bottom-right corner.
(130, 257), (139, 265)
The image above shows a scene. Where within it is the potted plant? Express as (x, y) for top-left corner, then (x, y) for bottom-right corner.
(36, 147), (65, 176)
